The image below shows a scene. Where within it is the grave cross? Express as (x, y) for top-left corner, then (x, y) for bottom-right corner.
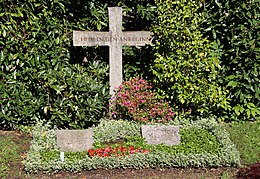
(73, 7), (152, 95)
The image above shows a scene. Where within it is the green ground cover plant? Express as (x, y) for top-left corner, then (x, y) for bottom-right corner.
(24, 119), (240, 173)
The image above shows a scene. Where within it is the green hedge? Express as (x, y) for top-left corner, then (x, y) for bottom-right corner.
(24, 119), (240, 172)
(0, 0), (155, 129)
(151, 0), (259, 121)
(151, 0), (230, 117)
(1, 0), (258, 128)
(202, 0), (260, 121)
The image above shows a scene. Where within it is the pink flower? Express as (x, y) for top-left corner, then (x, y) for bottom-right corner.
(96, 148), (103, 154)
(134, 85), (140, 90)
(130, 150), (135, 154)
(104, 146), (112, 152)
(97, 153), (102, 157)
(109, 76), (175, 124)
(122, 101), (128, 106)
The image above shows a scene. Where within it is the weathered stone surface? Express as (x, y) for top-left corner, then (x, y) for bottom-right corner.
(73, 7), (152, 95)
(56, 129), (94, 152)
(141, 125), (180, 146)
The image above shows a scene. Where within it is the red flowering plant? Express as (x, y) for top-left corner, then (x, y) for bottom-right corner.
(109, 76), (175, 123)
(87, 146), (149, 158)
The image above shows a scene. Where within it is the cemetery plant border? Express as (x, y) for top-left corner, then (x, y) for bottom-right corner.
(24, 119), (240, 173)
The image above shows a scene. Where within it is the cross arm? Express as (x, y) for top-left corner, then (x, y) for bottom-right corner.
(121, 31), (152, 46)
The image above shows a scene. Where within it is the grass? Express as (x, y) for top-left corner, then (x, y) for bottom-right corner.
(0, 132), (29, 179)
(0, 136), (18, 178)
(224, 121), (260, 166)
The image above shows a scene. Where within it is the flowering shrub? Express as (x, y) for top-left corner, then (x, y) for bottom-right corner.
(87, 146), (149, 158)
(110, 76), (175, 123)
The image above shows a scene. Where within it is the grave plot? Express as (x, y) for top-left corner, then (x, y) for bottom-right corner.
(24, 119), (240, 172)
(23, 6), (240, 174)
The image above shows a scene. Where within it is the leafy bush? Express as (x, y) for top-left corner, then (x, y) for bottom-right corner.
(0, 0), (156, 129)
(203, 0), (260, 121)
(110, 76), (175, 123)
(43, 61), (110, 129)
(24, 119), (240, 172)
(151, 0), (230, 117)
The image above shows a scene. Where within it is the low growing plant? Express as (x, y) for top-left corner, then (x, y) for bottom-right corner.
(110, 76), (175, 123)
(24, 119), (240, 172)
(93, 119), (141, 143)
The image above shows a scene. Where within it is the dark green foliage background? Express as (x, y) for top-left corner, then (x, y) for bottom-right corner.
(0, 0), (155, 129)
(152, 0), (259, 121)
(203, 0), (260, 120)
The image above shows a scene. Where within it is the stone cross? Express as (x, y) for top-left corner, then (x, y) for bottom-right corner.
(73, 7), (152, 95)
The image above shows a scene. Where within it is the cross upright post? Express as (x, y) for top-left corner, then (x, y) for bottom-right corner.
(108, 7), (123, 96)
(73, 7), (152, 96)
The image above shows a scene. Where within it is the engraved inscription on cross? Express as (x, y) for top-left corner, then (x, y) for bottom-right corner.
(73, 7), (152, 95)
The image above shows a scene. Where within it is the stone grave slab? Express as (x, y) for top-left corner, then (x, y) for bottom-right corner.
(56, 129), (94, 152)
(141, 125), (180, 146)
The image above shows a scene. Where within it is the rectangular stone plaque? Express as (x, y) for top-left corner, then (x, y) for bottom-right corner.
(56, 129), (94, 152)
(141, 125), (180, 146)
